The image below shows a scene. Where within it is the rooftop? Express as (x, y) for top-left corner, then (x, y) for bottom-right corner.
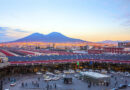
(80, 71), (110, 79)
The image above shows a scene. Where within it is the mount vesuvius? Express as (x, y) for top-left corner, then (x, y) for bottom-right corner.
(12, 32), (86, 43)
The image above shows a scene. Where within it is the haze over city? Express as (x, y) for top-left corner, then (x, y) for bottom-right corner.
(0, 0), (130, 42)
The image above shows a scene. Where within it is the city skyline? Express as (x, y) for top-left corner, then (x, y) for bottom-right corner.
(0, 0), (130, 42)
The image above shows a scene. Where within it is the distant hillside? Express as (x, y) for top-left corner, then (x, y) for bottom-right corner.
(97, 40), (130, 44)
(13, 32), (86, 43)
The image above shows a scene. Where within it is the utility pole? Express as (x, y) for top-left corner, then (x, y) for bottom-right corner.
(0, 80), (3, 90)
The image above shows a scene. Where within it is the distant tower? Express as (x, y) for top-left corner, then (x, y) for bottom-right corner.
(53, 43), (55, 49)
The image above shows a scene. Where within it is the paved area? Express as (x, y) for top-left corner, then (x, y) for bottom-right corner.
(2, 72), (130, 90)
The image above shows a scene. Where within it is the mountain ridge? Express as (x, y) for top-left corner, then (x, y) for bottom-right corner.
(13, 32), (86, 43)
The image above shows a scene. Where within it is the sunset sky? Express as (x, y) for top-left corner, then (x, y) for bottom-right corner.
(0, 0), (130, 42)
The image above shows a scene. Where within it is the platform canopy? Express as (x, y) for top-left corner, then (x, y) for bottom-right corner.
(80, 71), (110, 79)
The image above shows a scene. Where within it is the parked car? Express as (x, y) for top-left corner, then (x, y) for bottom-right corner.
(127, 84), (130, 87)
(118, 84), (127, 89)
(51, 76), (60, 81)
(69, 69), (75, 74)
(46, 72), (54, 75)
(74, 74), (80, 78)
(111, 88), (118, 90)
(76, 69), (81, 73)
(44, 76), (52, 81)
(10, 82), (16, 86)
(5, 89), (9, 90)
(124, 72), (130, 77)
(36, 72), (42, 75)
(54, 70), (61, 74)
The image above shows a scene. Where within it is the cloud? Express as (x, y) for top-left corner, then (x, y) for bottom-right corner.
(0, 26), (31, 42)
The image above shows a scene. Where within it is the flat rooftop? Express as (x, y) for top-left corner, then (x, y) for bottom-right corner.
(80, 71), (110, 79)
